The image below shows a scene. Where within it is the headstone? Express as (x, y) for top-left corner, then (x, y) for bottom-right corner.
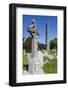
(28, 19), (44, 74)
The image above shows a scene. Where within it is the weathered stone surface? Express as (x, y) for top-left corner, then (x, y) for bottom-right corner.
(38, 51), (43, 67)
(28, 19), (44, 74)
(23, 70), (29, 74)
(31, 35), (38, 58)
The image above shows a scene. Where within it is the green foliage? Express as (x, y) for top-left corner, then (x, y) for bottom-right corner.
(23, 37), (32, 53)
(48, 50), (56, 55)
(23, 37), (46, 52)
(50, 38), (57, 50)
(38, 43), (46, 50)
(43, 59), (57, 74)
(23, 36), (57, 53)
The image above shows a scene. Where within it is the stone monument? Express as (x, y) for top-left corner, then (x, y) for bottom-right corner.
(28, 19), (44, 74)
(46, 22), (50, 52)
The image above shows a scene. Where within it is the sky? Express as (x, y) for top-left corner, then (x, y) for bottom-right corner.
(23, 15), (57, 44)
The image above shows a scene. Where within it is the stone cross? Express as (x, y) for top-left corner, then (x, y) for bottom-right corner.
(28, 19), (39, 57)
(27, 19), (44, 74)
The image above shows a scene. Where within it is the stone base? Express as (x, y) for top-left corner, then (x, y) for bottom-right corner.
(32, 68), (44, 74)
(23, 70), (29, 74)
(28, 56), (44, 74)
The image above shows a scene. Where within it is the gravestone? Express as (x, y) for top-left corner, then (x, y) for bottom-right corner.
(28, 19), (44, 74)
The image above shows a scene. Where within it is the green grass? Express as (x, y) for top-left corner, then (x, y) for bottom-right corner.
(23, 53), (29, 70)
(48, 50), (56, 55)
(23, 51), (57, 73)
(23, 54), (29, 65)
(43, 59), (57, 74)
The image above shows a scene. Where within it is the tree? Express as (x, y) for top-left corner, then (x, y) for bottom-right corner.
(38, 43), (46, 50)
(50, 38), (57, 50)
(23, 37), (32, 53)
(23, 37), (46, 52)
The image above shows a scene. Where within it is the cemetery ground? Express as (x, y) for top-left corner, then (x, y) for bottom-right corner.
(23, 50), (57, 74)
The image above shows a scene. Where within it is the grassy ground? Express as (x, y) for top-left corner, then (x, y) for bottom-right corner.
(42, 59), (57, 74)
(23, 50), (57, 73)
(43, 50), (57, 74)
(23, 54), (29, 65)
(23, 53), (29, 70)
(48, 50), (56, 55)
